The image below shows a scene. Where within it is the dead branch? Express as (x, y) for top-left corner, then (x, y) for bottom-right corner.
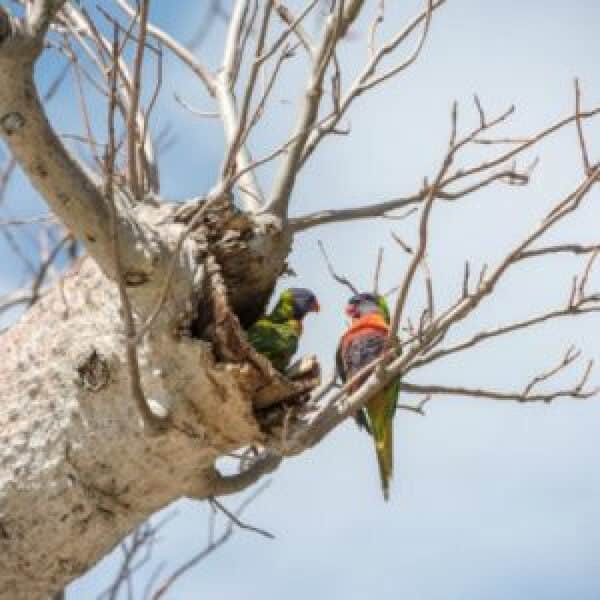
(113, 0), (216, 95)
(106, 26), (168, 432)
(126, 0), (150, 199)
(373, 247), (384, 295)
(152, 484), (271, 600)
(290, 99), (600, 233)
(388, 102), (458, 340)
(318, 240), (359, 295)
(298, 0), (447, 169)
(399, 359), (598, 403)
(209, 497), (275, 539)
(100, 514), (174, 600)
(574, 77), (593, 176)
(274, 2), (316, 56)
(265, 0), (365, 218)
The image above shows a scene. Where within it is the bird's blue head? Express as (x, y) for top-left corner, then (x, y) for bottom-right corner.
(275, 288), (320, 320)
(345, 292), (390, 322)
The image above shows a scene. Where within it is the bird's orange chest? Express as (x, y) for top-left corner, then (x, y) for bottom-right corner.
(341, 314), (389, 349)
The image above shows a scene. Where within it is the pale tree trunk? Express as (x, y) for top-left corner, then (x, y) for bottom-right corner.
(0, 233), (291, 599)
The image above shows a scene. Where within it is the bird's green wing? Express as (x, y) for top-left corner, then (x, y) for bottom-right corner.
(247, 318), (299, 372)
(386, 378), (400, 420)
(376, 295), (391, 324)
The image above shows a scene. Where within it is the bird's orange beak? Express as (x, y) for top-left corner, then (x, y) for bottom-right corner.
(311, 298), (320, 313)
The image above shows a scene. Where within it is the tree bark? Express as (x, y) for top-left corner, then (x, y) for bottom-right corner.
(0, 216), (292, 598)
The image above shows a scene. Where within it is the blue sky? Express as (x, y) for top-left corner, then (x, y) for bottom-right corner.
(3, 0), (600, 598)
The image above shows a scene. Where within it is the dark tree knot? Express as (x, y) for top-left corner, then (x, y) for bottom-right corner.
(76, 349), (111, 392)
(0, 112), (25, 135)
(124, 271), (150, 287)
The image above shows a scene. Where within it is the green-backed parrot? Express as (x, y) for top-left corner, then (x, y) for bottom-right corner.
(247, 288), (320, 372)
(336, 292), (398, 500)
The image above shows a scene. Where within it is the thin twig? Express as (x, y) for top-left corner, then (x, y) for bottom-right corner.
(106, 25), (167, 432)
(373, 247), (384, 295)
(317, 240), (359, 295)
(127, 0), (150, 200)
(152, 483), (271, 599)
(388, 102), (458, 340)
(574, 78), (592, 176)
(209, 497), (274, 539)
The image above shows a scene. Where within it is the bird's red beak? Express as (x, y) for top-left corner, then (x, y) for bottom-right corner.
(345, 304), (358, 318)
(311, 298), (320, 313)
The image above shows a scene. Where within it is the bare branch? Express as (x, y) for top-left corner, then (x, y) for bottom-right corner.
(574, 77), (593, 176)
(388, 103), (458, 340)
(0, 289), (40, 317)
(289, 192), (424, 232)
(28, 234), (71, 305)
(209, 497), (275, 540)
(173, 93), (219, 118)
(106, 27), (168, 432)
(291, 99), (600, 233)
(0, 215), (54, 227)
(0, 10), (113, 266)
(391, 231), (413, 255)
(443, 106), (600, 188)
(127, 0), (150, 200)
(522, 346), (580, 397)
(205, 451), (282, 497)
(317, 240), (359, 295)
(265, 1), (364, 218)
(410, 300), (600, 373)
(100, 515), (174, 600)
(63, 3), (160, 191)
(399, 368), (598, 404)
(214, 0), (266, 211)
(290, 323), (598, 456)
(519, 243), (600, 261)
(261, 0), (319, 65)
(359, 0), (433, 91)
(373, 247), (384, 295)
(299, 0), (447, 167)
(221, 2), (274, 182)
(368, 0), (386, 57)
(113, 0), (216, 95)
(274, 3), (315, 56)
(27, 0), (66, 39)
(152, 484), (271, 600)
(397, 393), (431, 416)
(473, 94), (485, 128)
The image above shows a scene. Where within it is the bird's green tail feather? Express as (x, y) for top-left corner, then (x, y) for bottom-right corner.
(367, 390), (395, 501)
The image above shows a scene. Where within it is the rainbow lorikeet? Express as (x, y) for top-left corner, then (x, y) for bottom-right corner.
(247, 288), (320, 372)
(336, 292), (398, 501)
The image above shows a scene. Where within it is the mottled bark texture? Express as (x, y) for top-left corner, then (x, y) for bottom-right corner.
(0, 217), (295, 598)
(0, 23), (295, 593)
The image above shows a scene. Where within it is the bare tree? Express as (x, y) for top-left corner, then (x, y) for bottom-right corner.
(0, 1), (599, 598)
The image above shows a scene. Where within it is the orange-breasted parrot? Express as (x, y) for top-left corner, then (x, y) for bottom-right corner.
(336, 292), (398, 500)
(247, 288), (320, 372)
